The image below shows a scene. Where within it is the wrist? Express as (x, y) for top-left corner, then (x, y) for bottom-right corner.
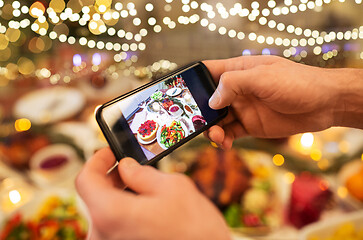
(332, 68), (363, 129)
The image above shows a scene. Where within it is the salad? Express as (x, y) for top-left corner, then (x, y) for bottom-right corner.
(0, 196), (88, 240)
(160, 121), (185, 148)
(151, 91), (163, 101)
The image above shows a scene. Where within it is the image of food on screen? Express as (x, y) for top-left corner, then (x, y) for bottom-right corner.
(119, 74), (208, 160)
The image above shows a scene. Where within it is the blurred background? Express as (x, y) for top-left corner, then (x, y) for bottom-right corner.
(0, 0), (362, 239)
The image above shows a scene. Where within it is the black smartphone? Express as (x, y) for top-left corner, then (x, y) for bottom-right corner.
(96, 61), (228, 165)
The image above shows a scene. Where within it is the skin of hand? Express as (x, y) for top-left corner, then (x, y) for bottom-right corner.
(203, 55), (363, 149)
(76, 148), (231, 240)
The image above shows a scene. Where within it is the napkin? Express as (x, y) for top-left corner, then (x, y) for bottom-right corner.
(130, 110), (147, 133)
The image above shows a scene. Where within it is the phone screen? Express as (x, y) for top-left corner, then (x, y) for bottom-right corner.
(98, 63), (226, 164)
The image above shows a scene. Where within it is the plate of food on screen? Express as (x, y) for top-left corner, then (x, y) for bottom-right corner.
(160, 98), (174, 111)
(137, 120), (159, 145)
(157, 120), (188, 150)
(147, 101), (162, 113)
(192, 115), (207, 131)
(166, 87), (182, 97)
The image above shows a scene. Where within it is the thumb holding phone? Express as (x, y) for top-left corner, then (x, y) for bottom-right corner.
(76, 148), (231, 240)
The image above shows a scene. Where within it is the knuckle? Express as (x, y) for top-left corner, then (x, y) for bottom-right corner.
(219, 72), (231, 85)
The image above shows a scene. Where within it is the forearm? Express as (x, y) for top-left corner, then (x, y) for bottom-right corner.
(333, 68), (363, 129)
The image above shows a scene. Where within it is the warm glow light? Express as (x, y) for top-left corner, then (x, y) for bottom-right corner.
(317, 158), (330, 170)
(9, 190), (21, 204)
(310, 149), (322, 161)
(337, 186), (348, 198)
(14, 118), (31, 132)
(273, 154), (285, 166)
(285, 172), (295, 184)
(300, 133), (314, 148)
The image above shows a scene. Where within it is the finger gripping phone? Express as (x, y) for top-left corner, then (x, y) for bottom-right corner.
(96, 61), (228, 165)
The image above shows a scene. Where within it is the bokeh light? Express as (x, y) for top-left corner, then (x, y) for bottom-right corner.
(14, 118), (31, 132)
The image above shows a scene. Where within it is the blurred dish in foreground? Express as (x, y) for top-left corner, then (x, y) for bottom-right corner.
(0, 190), (89, 240)
(299, 210), (363, 240)
(13, 87), (85, 125)
(29, 144), (82, 188)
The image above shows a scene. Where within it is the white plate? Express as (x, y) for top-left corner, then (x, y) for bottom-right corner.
(299, 210), (363, 240)
(183, 104), (194, 116)
(13, 87), (85, 125)
(157, 120), (188, 150)
(137, 132), (157, 145)
(166, 87), (182, 97)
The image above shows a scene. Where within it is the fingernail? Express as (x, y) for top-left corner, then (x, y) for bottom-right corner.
(209, 90), (220, 108)
(121, 158), (139, 169)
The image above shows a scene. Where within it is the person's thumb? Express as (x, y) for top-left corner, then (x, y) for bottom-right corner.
(118, 157), (166, 194)
(209, 70), (255, 109)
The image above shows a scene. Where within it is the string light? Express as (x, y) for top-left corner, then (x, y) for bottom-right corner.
(200, 1), (363, 43)
(0, 0), (361, 86)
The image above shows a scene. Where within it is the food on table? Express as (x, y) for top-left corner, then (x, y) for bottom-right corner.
(168, 104), (182, 116)
(0, 196), (88, 240)
(166, 87), (182, 97)
(137, 120), (159, 142)
(192, 115), (206, 130)
(0, 133), (50, 169)
(184, 93), (192, 103)
(160, 121), (185, 148)
(169, 106), (179, 112)
(308, 222), (363, 240)
(29, 144), (82, 187)
(165, 75), (184, 88)
(184, 105), (193, 114)
(151, 91), (163, 101)
(345, 166), (363, 201)
(161, 98), (174, 110)
(190, 147), (252, 208)
(288, 173), (332, 228)
(147, 102), (161, 112)
(186, 147), (281, 230)
(40, 155), (68, 169)
(152, 102), (160, 111)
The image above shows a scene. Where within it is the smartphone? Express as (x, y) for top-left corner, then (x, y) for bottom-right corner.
(96, 61), (228, 165)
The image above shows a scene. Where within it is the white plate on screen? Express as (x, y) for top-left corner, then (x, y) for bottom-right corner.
(137, 133), (157, 145)
(13, 87), (85, 125)
(166, 87), (182, 97)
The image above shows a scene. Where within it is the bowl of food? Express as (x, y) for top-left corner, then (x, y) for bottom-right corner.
(184, 105), (194, 115)
(192, 115), (206, 131)
(29, 144), (82, 188)
(151, 91), (163, 101)
(147, 101), (161, 113)
(169, 104), (182, 117)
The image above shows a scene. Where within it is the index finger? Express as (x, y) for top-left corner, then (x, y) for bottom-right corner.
(85, 147), (117, 174)
(203, 55), (283, 82)
(76, 148), (118, 198)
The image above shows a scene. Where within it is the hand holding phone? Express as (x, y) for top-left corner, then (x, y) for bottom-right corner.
(96, 62), (228, 165)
